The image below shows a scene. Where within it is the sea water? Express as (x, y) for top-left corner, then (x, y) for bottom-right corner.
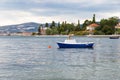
(0, 36), (120, 80)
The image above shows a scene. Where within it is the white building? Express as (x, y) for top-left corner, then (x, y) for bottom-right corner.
(86, 23), (99, 31)
(115, 20), (120, 29)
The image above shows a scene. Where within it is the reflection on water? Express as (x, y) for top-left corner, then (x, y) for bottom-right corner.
(0, 36), (120, 80)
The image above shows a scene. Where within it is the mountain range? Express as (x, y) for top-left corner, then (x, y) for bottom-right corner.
(0, 22), (41, 33)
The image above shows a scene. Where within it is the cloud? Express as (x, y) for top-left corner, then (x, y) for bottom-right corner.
(0, 0), (119, 26)
(0, 10), (40, 25)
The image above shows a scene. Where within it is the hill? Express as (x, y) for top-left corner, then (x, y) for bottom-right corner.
(0, 22), (40, 33)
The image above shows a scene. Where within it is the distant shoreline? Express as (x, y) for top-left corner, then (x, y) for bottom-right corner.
(0, 34), (120, 38)
(86, 35), (120, 38)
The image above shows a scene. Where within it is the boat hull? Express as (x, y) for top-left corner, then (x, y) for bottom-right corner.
(57, 42), (94, 48)
(109, 36), (119, 39)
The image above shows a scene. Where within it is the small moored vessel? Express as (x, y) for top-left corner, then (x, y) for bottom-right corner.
(109, 35), (119, 39)
(57, 36), (94, 48)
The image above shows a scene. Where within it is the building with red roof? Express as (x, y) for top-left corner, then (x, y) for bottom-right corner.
(86, 23), (99, 31)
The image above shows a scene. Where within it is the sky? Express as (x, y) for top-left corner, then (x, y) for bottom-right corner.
(0, 0), (120, 26)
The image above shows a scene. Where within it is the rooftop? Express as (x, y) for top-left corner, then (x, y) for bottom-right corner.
(88, 23), (99, 27)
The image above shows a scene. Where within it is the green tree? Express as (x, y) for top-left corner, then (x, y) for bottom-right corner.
(82, 20), (92, 30)
(100, 19), (108, 28)
(108, 17), (119, 33)
(50, 21), (55, 28)
(108, 17), (119, 26)
(51, 27), (59, 35)
(100, 16), (119, 34)
(57, 21), (75, 34)
(94, 30), (105, 35)
(63, 21), (67, 31)
(92, 14), (96, 23)
(46, 27), (59, 35)
(45, 23), (49, 27)
(77, 20), (80, 27)
(102, 25), (113, 35)
(32, 32), (37, 35)
(75, 20), (81, 31)
(58, 22), (60, 27)
(46, 28), (52, 35)
(66, 23), (74, 34)
(60, 21), (65, 32)
(57, 22), (61, 34)
(95, 26), (102, 31)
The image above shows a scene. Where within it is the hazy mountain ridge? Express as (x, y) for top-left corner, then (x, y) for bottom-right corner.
(0, 22), (40, 33)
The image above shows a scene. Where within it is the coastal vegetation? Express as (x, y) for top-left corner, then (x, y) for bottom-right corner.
(94, 16), (119, 35)
(38, 14), (120, 35)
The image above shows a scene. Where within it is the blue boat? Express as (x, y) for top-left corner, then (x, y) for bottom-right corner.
(57, 39), (94, 48)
